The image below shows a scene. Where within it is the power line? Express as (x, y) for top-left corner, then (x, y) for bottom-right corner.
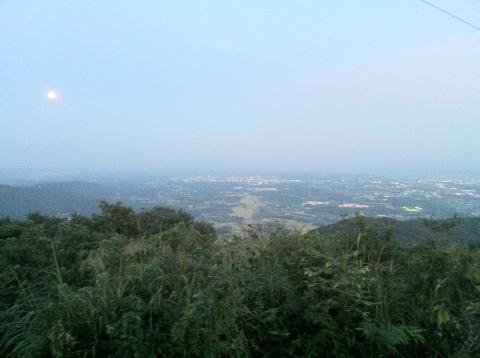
(420, 0), (480, 33)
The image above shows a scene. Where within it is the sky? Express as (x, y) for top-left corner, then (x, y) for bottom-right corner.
(1, 0), (479, 175)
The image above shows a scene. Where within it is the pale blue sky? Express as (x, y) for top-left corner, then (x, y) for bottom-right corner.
(1, 1), (479, 174)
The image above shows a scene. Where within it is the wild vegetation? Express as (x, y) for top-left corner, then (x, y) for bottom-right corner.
(1, 202), (479, 357)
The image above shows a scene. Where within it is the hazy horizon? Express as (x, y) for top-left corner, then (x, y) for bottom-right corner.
(2, 1), (479, 174)
(2, 166), (480, 187)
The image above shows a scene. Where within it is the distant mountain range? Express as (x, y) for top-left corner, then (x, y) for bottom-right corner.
(0, 182), (121, 219)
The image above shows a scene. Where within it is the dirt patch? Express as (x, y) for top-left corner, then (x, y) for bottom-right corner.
(229, 195), (262, 221)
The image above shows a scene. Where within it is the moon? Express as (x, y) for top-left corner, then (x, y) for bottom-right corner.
(47, 90), (58, 101)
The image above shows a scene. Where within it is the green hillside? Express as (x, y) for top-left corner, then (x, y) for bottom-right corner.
(314, 215), (480, 245)
(1, 203), (480, 357)
(0, 182), (118, 219)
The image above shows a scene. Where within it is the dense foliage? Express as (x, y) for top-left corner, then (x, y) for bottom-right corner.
(317, 215), (480, 246)
(1, 203), (479, 357)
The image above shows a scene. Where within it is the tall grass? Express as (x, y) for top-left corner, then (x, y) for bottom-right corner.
(0, 207), (479, 357)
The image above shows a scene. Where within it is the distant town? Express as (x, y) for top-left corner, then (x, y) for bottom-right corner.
(137, 175), (480, 234)
(1, 172), (479, 235)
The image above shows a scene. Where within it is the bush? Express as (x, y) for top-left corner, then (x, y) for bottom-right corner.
(0, 204), (479, 357)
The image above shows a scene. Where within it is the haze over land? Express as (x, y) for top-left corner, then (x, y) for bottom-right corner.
(1, 172), (479, 237)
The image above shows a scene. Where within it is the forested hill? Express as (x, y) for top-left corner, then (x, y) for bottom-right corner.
(313, 216), (480, 245)
(0, 182), (118, 218)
